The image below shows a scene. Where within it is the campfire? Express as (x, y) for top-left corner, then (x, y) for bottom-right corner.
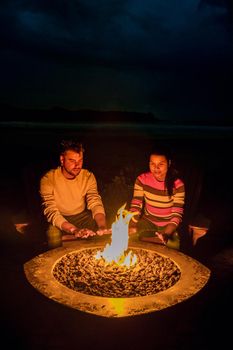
(24, 205), (211, 317)
(95, 203), (137, 267)
(53, 204), (181, 298)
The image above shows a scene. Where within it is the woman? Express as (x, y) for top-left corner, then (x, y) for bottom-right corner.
(129, 146), (185, 250)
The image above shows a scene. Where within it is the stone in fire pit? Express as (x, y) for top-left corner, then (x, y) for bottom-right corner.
(24, 235), (211, 318)
(53, 248), (181, 298)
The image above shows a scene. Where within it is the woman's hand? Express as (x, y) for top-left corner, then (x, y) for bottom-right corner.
(128, 227), (137, 235)
(155, 232), (168, 245)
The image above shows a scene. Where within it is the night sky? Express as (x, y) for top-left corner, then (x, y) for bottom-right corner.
(0, 0), (232, 122)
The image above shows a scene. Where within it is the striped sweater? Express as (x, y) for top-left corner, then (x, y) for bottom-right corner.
(130, 172), (185, 228)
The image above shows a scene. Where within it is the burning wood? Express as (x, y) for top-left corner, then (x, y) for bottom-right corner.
(53, 248), (181, 298)
(53, 205), (181, 298)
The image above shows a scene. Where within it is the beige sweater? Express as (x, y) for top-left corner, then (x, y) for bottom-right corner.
(40, 167), (105, 229)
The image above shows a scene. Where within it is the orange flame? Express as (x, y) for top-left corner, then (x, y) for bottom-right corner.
(95, 204), (137, 267)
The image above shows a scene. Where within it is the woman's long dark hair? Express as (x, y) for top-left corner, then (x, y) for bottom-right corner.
(166, 163), (179, 197)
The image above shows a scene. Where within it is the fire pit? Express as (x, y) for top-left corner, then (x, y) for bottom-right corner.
(24, 206), (210, 317)
(24, 235), (210, 317)
(53, 247), (181, 298)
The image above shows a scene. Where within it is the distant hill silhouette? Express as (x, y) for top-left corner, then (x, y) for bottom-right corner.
(0, 104), (158, 124)
(0, 104), (232, 126)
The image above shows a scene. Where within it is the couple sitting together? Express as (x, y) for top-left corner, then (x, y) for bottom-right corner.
(40, 139), (185, 250)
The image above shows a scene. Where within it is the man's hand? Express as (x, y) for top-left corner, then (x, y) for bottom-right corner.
(61, 221), (77, 234)
(74, 228), (96, 238)
(94, 213), (107, 231)
(96, 228), (112, 236)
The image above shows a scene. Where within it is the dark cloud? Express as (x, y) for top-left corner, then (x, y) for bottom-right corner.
(1, 0), (231, 65)
(0, 1), (232, 121)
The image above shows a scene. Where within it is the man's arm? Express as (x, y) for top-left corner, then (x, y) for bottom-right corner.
(94, 212), (107, 229)
(40, 171), (67, 229)
(86, 173), (106, 225)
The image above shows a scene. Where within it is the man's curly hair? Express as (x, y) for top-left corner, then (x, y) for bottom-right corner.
(60, 139), (84, 154)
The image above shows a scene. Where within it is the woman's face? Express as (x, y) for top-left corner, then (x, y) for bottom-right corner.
(149, 154), (169, 181)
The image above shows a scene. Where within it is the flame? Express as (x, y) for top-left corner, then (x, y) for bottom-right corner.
(95, 203), (137, 267)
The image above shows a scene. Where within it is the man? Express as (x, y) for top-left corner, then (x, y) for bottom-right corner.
(40, 139), (108, 249)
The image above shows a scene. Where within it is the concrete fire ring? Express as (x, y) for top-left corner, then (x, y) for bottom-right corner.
(24, 235), (210, 318)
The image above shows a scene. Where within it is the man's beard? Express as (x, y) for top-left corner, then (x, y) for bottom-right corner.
(63, 166), (81, 178)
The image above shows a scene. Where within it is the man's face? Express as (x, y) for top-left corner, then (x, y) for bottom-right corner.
(60, 150), (83, 179)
